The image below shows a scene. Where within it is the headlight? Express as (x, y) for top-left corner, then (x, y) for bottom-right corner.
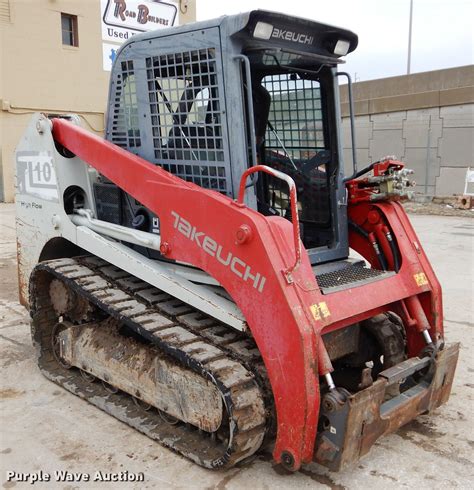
(334, 39), (350, 56)
(253, 21), (274, 40)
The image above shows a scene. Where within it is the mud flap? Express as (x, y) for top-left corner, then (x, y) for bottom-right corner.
(314, 342), (460, 470)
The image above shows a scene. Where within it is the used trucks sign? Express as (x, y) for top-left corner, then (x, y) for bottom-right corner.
(101, 0), (178, 71)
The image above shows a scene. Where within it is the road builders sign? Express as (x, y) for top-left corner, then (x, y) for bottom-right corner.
(101, 0), (178, 70)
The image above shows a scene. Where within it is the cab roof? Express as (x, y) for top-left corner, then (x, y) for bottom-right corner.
(120, 10), (358, 63)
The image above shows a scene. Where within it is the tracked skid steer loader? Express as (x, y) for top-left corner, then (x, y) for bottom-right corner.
(15, 11), (459, 472)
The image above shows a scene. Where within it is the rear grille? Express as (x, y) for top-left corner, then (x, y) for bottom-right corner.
(316, 264), (392, 292)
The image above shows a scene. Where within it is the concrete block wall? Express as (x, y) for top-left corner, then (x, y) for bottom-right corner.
(342, 103), (474, 196)
(340, 66), (474, 197)
(342, 104), (474, 196)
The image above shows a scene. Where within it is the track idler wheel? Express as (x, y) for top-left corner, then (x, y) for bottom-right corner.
(49, 278), (93, 322)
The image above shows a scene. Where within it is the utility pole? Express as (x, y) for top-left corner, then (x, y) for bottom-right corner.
(407, 0), (414, 74)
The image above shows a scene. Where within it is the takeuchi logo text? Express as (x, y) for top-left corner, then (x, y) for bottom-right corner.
(113, 0), (170, 26)
(171, 211), (267, 293)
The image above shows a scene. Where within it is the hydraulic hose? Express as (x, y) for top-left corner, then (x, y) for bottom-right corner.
(348, 220), (369, 238)
(343, 162), (375, 183)
(383, 226), (400, 272)
(368, 232), (388, 271)
(348, 221), (388, 271)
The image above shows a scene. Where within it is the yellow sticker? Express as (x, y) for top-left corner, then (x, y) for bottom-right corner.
(414, 272), (428, 286)
(319, 302), (331, 318)
(310, 304), (321, 320)
(310, 302), (331, 321)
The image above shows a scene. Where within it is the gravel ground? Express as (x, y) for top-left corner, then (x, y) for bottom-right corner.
(1, 203), (473, 489)
(403, 201), (474, 218)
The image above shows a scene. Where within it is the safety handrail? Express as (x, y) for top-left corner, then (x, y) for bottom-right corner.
(236, 165), (302, 283)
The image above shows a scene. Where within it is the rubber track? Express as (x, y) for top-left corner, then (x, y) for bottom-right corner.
(30, 256), (271, 469)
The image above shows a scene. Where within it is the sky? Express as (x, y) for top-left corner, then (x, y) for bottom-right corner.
(196, 0), (474, 81)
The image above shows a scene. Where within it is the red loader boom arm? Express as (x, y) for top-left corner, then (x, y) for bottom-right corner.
(52, 118), (446, 470)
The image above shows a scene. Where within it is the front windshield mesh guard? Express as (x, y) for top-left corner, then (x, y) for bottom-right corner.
(257, 71), (333, 248)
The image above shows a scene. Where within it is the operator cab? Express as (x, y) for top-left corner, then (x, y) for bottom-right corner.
(101, 10), (358, 265)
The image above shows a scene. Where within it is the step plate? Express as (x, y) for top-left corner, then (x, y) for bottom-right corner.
(316, 264), (394, 293)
